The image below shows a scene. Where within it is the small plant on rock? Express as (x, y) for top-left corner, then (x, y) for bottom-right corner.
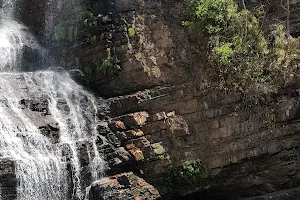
(128, 27), (136, 37)
(100, 48), (113, 75)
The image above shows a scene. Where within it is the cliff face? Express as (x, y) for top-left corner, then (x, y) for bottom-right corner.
(7, 0), (300, 199)
(75, 0), (300, 199)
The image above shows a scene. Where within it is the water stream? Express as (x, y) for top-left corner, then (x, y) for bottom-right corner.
(0, 0), (106, 200)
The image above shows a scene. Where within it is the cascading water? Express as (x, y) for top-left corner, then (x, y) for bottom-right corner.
(0, 0), (44, 71)
(0, 0), (106, 200)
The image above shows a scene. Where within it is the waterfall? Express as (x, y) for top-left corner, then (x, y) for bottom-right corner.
(0, 0), (106, 200)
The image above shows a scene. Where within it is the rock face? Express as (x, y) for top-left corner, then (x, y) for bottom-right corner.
(5, 0), (300, 199)
(0, 159), (17, 200)
(88, 172), (161, 200)
(75, 0), (300, 199)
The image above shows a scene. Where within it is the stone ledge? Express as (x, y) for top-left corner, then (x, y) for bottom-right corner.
(88, 172), (161, 200)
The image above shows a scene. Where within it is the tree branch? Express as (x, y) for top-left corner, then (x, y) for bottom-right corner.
(242, 0), (248, 44)
(281, 0), (290, 35)
(241, 0), (246, 9)
(287, 0), (290, 35)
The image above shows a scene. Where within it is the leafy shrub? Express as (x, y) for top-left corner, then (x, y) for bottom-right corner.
(100, 48), (112, 75)
(147, 161), (206, 199)
(158, 161), (206, 187)
(184, 0), (300, 102)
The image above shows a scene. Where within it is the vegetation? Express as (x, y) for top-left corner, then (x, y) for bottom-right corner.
(168, 161), (207, 185)
(101, 48), (113, 74)
(83, 12), (103, 44)
(183, 0), (300, 103)
(7, 166), (13, 173)
(150, 161), (207, 198)
(128, 27), (136, 37)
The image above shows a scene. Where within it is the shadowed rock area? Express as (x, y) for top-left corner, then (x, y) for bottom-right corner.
(0, 159), (17, 200)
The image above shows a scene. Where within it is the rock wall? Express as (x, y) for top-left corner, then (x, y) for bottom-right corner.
(77, 0), (300, 199)
(3, 0), (300, 199)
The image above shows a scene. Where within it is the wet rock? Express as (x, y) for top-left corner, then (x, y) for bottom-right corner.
(0, 99), (9, 107)
(108, 120), (126, 131)
(96, 135), (104, 146)
(20, 97), (49, 114)
(0, 159), (17, 200)
(77, 140), (92, 167)
(69, 69), (85, 84)
(118, 147), (131, 162)
(16, 0), (47, 37)
(116, 129), (144, 141)
(89, 172), (161, 200)
(38, 123), (60, 143)
(47, 67), (64, 72)
(61, 144), (73, 162)
(97, 122), (111, 136)
(98, 143), (124, 170)
(21, 45), (41, 71)
(56, 98), (70, 115)
(106, 132), (121, 147)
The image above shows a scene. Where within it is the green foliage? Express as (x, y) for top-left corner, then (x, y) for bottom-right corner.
(184, 0), (300, 102)
(215, 43), (233, 64)
(101, 48), (113, 74)
(152, 161), (207, 198)
(175, 161), (206, 184)
(91, 48), (113, 75)
(270, 24), (300, 86)
(128, 27), (136, 37)
(7, 166), (13, 173)
(183, 0), (238, 36)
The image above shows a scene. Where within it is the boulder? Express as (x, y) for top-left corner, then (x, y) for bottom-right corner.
(88, 172), (161, 200)
(108, 120), (126, 131)
(123, 112), (149, 128)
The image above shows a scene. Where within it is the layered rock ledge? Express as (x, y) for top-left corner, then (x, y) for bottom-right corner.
(88, 172), (160, 200)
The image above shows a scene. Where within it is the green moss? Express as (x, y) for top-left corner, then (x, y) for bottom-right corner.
(7, 166), (13, 173)
(151, 143), (166, 155)
(136, 52), (145, 61)
(128, 27), (136, 37)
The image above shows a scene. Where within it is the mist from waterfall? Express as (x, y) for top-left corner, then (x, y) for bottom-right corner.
(0, 0), (44, 71)
(0, 0), (106, 200)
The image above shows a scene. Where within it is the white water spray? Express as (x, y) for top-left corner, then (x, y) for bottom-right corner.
(0, 0), (106, 199)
